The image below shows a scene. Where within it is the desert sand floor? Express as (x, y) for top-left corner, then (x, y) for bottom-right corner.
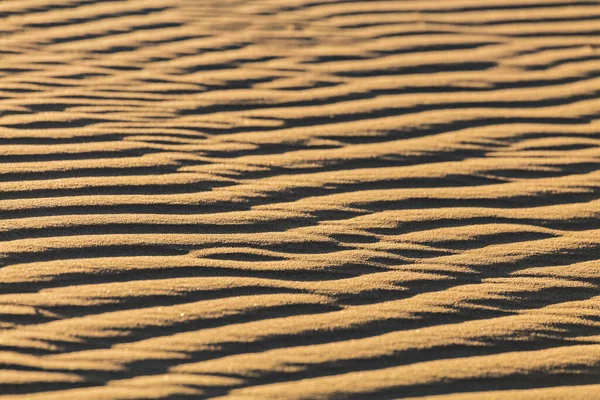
(1, 0), (600, 399)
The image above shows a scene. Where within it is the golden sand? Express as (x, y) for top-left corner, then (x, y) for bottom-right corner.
(1, 0), (600, 398)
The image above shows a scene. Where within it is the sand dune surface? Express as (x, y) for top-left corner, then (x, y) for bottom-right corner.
(1, 0), (600, 398)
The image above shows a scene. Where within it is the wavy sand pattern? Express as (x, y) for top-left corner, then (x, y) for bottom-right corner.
(1, 0), (600, 398)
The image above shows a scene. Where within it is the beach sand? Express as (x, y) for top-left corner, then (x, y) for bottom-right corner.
(1, 0), (600, 398)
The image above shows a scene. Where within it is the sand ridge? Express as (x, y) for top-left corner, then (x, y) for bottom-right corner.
(1, 0), (600, 398)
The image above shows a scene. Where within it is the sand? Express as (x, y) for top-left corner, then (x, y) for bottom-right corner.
(1, 0), (600, 398)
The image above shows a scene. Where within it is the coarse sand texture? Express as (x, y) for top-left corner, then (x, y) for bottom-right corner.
(1, 0), (600, 399)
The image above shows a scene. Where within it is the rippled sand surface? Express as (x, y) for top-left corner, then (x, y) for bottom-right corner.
(1, 0), (600, 398)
